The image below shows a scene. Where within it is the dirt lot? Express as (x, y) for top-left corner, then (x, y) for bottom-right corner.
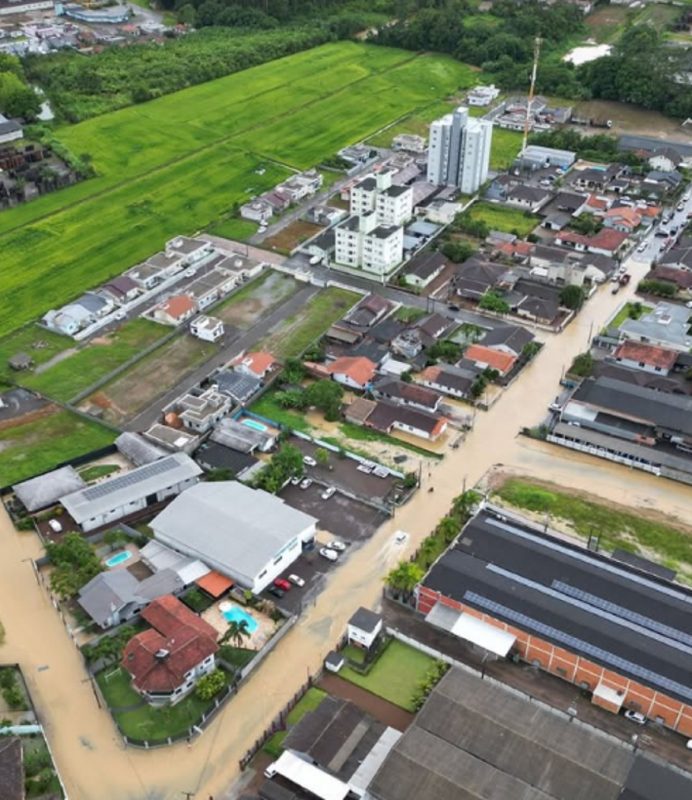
(214, 271), (300, 329)
(585, 6), (629, 42)
(318, 673), (413, 731)
(571, 99), (689, 142)
(85, 335), (219, 425)
(0, 390), (50, 428)
(264, 220), (323, 254)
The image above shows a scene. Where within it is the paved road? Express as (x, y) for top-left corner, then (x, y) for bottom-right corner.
(124, 281), (318, 431)
(1, 248), (691, 800)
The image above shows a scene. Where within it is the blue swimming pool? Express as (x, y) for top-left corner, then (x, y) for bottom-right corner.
(221, 604), (258, 634)
(242, 418), (268, 433)
(105, 550), (132, 568)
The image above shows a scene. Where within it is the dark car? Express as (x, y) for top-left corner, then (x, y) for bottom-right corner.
(619, 273), (631, 286)
(267, 585), (285, 599)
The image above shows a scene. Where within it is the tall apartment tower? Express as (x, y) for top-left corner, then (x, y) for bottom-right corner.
(427, 106), (492, 194)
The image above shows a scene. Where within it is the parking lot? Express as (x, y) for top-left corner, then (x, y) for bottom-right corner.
(289, 436), (401, 505)
(0, 388), (49, 425)
(263, 548), (337, 615)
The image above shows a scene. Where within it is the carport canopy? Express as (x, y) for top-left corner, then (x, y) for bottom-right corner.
(269, 750), (350, 800)
(425, 602), (515, 658)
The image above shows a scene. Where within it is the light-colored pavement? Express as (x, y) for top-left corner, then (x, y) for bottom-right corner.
(1, 250), (691, 799)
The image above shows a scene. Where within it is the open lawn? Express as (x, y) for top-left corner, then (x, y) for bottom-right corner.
(263, 220), (324, 254)
(610, 302), (653, 329)
(495, 478), (692, 583)
(489, 127), (523, 170)
(0, 408), (115, 487)
(264, 687), (327, 757)
(585, 6), (631, 43)
(257, 287), (360, 359)
(87, 334), (219, 425)
(214, 271), (300, 329)
(340, 640), (436, 711)
(0, 326), (73, 385)
(249, 389), (312, 433)
(0, 43), (474, 340)
(20, 319), (168, 404)
(208, 216), (259, 242)
(467, 201), (539, 236)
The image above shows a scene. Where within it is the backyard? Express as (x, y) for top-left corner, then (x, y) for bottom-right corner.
(213, 270), (300, 329)
(19, 319), (168, 403)
(0, 43), (473, 339)
(609, 301), (653, 330)
(339, 640), (437, 712)
(0, 408), (115, 487)
(263, 687), (327, 757)
(495, 478), (692, 584)
(467, 201), (539, 236)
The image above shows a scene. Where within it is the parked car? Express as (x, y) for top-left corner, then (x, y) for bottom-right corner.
(610, 274), (620, 283)
(267, 585), (285, 599)
(611, 284), (620, 295)
(288, 574), (305, 587)
(683, 192), (690, 202)
(273, 578), (291, 592)
(357, 462), (374, 474)
(373, 466), (389, 478)
(619, 273), (631, 286)
(265, 764), (278, 779)
(319, 547), (339, 561)
(636, 242), (647, 253)
(448, 303), (460, 312)
(303, 456), (317, 467)
(48, 519), (62, 533)
(676, 202), (684, 212)
(395, 531), (408, 544)
(328, 540), (346, 552)
(290, 476), (301, 485)
(321, 486), (336, 500)
(300, 478), (313, 490)
(624, 710), (646, 725)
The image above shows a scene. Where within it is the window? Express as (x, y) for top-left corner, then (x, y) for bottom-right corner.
(258, 569), (267, 579)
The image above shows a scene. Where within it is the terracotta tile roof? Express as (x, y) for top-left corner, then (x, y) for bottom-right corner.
(604, 206), (642, 228)
(497, 240), (533, 257)
(196, 570), (233, 598)
(640, 205), (661, 218)
(326, 356), (377, 387)
(614, 341), (678, 371)
(160, 294), (196, 319)
(237, 351), (277, 377)
(122, 595), (218, 694)
(585, 194), (608, 211)
(558, 229), (628, 253)
(464, 344), (516, 375)
(419, 366), (442, 382)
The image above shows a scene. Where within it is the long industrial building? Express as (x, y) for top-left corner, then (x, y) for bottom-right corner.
(417, 507), (692, 737)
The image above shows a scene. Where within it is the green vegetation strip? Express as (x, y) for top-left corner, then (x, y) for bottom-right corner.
(467, 201), (539, 237)
(264, 687), (327, 757)
(495, 479), (692, 580)
(339, 640), (436, 712)
(609, 302), (652, 330)
(338, 422), (443, 460)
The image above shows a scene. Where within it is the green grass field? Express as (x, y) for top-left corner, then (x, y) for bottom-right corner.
(0, 326), (73, 385)
(489, 128), (523, 170)
(495, 479), (692, 583)
(0, 43), (474, 340)
(340, 640), (436, 711)
(21, 319), (168, 403)
(467, 201), (539, 236)
(208, 216), (259, 241)
(0, 409), (116, 487)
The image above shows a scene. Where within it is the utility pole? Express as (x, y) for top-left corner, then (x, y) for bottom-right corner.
(521, 37), (543, 158)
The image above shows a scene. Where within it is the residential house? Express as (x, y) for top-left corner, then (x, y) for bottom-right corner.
(463, 343), (516, 377)
(555, 228), (628, 258)
(144, 424), (199, 453)
(102, 275), (139, 304)
(209, 417), (277, 453)
(60, 453), (202, 532)
(641, 170), (683, 196)
(347, 607), (383, 650)
(194, 441), (260, 481)
(365, 400), (448, 441)
(570, 164), (622, 192)
(186, 267), (236, 310)
(122, 595), (218, 706)
(659, 246), (692, 272)
(467, 84), (500, 106)
(344, 396), (377, 425)
(647, 266), (692, 292)
(612, 342), (678, 376)
(233, 351), (278, 380)
(0, 114), (22, 145)
(176, 387), (231, 433)
(581, 193), (611, 216)
(190, 315), (224, 343)
(647, 147), (683, 173)
(449, 257), (512, 301)
(346, 294), (392, 328)
(151, 482), (318, 593)
(322, 356), (377, 390)
(125, 259), (173, 290)
(261, 189), (291, 215)
(153, 294), (197, 326)
(214, 254), (263, 283)
(418, 364), (477, 400)
(511, 278), (562, 325)
(240, 198), (273, 224)
(277, 169), (323, 202)
(305, 205), (347, 227)
(13, 466), (86, 513)
(115, 432), (167, 468)
(371, 377), (442, 413)
(404, 251), (449, 289)
(603, 206), (642, 233)
(480, 324), (534, 357)
(504, 185), (551, 213)
(392, 133), (426, 152)
(42, 292), (113, 336)
(213, 370), (262, 405)
(618, 302), (692, 352)
(338, 143), (376, 165)
(417, 313), (455, 343)
(166, 236), (214, 265)
(419, 199), (462, 225)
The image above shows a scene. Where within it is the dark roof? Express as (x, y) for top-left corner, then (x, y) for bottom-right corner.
(619, 134), (692, 158)
(572, 376), (692, 437)
(423, 509), (692, 704)
(480, 325), (533, 354)
(356, 177), (377, 191)
(451, 257), (506, 298)
(405, 251), (448, 280)
(420, 365), (476, 394)
(370, 318), (407, 344)
(416, 313), (452, 340)
(0, 737), (23, 800)
(611, 549), (676, 582)
(213, 369), (261, 403)
(383, 184), (411, 197)
(371, 224), (400, 240)
(368, 668), (634, 800)
(372, 378), (441, 410)
(103, 275), (137, 296)
(349, 606), (382, 633)
(649, 147), (683, 166)
(367, 400), (445, 437)
(194, 441), (258, 475)
(620, 756), (692, 800)
(0, 119), (21, 137)
(506, 184), (550, 204)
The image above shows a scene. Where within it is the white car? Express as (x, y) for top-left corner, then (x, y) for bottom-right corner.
(290, 476), (301, 485)
(636, 242), (647, 253)
(328, 539), (346, 552)
(624, 710), (646, 725)
(288, 574), (305, 587)
(683, 193), (690, 202)
(48, 519), (62, 533)
(321, 486), (336, 500)
(319, 547), (339, 562)
(303, 456), (317, 467)
(300, 478), (313, 490)
(373, 466), (389, 478)
(357, 463), (373, 474)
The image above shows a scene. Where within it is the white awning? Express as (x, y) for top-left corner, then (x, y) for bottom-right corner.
(451, 614), (516, 657)
(594, 681), (625, 710)
(271, 750), (350, 800)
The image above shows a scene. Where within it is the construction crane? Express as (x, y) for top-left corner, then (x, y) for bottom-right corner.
(521, 36), (543, 157)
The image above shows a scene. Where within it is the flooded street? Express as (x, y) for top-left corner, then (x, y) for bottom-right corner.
(1, 258), (691, 799)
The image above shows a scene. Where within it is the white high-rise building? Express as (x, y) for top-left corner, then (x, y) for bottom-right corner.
(427, 106), (492, 194)
(349, 171), (413, 227)
(334, 212), (404, 277)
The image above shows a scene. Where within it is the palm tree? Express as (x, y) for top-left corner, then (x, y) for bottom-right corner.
(385, 562), (424, 598)
(220, 619), (250, 648)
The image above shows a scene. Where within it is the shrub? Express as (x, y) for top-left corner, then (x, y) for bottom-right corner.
(195, 669), (226, 701)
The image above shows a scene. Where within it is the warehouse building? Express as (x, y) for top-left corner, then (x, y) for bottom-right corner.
(417, 507), (692, 737)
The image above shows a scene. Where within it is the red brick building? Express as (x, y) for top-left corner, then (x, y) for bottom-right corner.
(417, 508), (692, 736)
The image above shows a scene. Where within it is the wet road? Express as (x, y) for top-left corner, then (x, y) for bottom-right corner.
(0, 251), (690, 800)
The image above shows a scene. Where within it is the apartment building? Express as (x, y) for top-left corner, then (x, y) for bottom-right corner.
(334, 213), (404, 277)
(427, 106), (492, 194)
(349, 171), (413, 226)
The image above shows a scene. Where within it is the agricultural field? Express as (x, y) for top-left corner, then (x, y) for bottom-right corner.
(0, 408), (115, 487)
(20, 319), (168, 404)
(0, 43), (474, 340)
(466, 201), (539, 236)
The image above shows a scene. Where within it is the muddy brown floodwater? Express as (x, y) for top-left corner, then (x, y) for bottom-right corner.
(1, 254), (691, 800)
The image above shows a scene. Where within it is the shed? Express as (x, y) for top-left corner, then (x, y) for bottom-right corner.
(8, 352), (33, 371)
(13, 465), (86, 513)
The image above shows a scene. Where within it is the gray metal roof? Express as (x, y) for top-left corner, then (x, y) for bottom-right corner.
(348, 607), (382, 633)
(210, 417), (273, 453)
(151, 482), (317, 585)
(13, 466), (86, 512)
(213, 369), (261, 403)
(61, 454), (201, 524)
(115, 432), (167, 467)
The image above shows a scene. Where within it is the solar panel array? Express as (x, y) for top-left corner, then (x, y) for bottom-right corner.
(80, 457), (177, 501)
(464, 590), (692, 703)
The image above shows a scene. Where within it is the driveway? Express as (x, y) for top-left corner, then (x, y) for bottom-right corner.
(0, 388), (48, 424)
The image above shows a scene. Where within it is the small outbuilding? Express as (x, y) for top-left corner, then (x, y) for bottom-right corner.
(347, 607), (383, 650)
(8, 352), (33, 371)
(13, 465), (86, 513)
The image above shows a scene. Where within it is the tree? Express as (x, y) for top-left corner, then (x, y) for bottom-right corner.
(385, 561), (424, 596)
(47, 533), (103, 599)
(470, 374), (488, 399)
(478, 290), (510, 314)
(282, 357), (305, 384)
(570, 213), (601, 236)
(220, 619), (250, 648)
(274, 389), (306, 409)
(427, 339), (462, 364)
(314, 447), (330, 467)
(255, 443), (304, 493)
(559, 284), (586, 311)
(441, 240), (475, 263)
(0, 71), (40, 119)
(403, 471), (418, 489)
(305, 379), (344, 421)
(568, 351), (593, 377)
(522, 341), (541, 360)
(195, 669), (226, 701)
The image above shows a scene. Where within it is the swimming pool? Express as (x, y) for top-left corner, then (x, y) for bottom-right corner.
(105, 550), (132, 568)
(242, 418), (268, 433)
(219, 602), (258, 634)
